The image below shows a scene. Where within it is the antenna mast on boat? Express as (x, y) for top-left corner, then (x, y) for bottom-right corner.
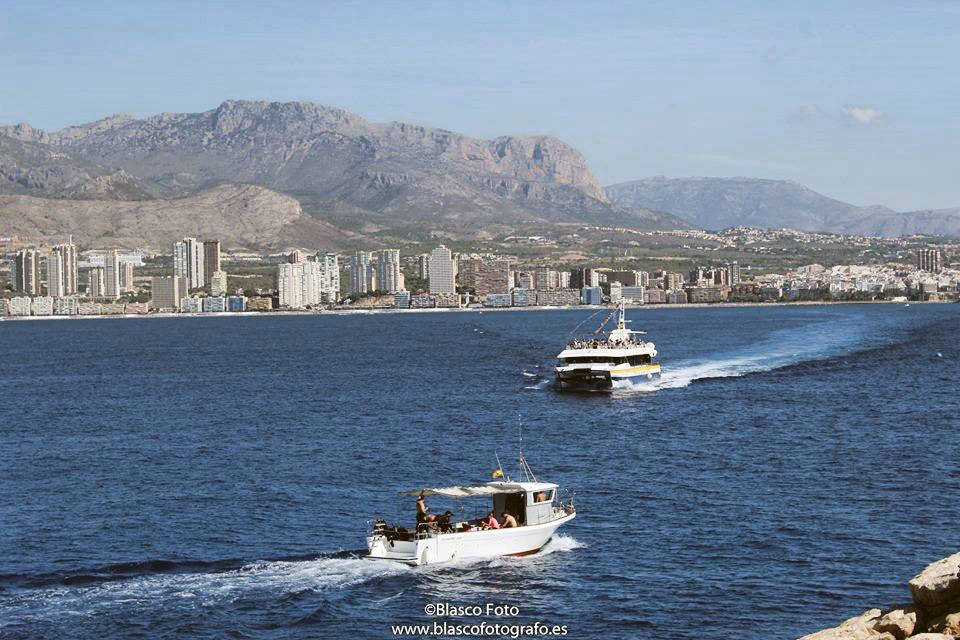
(516, 415), (538, 483)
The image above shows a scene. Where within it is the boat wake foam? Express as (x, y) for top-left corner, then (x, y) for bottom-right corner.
(1, 536), (587, 624)
(537, 534), (586, 556)
(617, 316), (875, 392)
(0, 554), (410, 624)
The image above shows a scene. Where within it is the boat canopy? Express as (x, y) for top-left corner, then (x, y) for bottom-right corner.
(402, 481), (558, 499)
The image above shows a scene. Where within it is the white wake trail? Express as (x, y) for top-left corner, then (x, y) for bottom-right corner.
(619, 316), (872, 392)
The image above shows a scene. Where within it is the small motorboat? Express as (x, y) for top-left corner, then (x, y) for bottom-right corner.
(365, 452), (575, 566)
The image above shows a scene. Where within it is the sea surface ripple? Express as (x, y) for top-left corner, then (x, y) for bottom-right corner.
(0, 304), (957, 639)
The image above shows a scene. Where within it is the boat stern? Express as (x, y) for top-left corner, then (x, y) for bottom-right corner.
(366, 534), (421, 564)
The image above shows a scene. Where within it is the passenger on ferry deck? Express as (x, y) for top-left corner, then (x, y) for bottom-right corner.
(486, 511), (500, 529)
(501, 512), (518, 528)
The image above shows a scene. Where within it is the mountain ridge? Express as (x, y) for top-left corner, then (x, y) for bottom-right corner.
(605, 176), (960, 236)
(0, 100), (683, 241)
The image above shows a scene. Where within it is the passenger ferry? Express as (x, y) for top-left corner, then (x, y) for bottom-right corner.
(554, 300), (661, 390)
(365, 454), (575, 566)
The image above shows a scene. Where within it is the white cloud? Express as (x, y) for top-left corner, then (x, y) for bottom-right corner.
(841, 105), (885, 125)
(789, 104), (888, 127)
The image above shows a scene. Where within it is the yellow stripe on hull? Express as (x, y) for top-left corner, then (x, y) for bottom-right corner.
(609, 364), (662, 378)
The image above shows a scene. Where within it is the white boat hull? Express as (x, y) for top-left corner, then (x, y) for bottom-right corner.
(366, 512), (575, 566)
(555, 364), (661, 390)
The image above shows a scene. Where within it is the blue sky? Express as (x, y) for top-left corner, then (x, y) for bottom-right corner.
(1, 1), (958, 210)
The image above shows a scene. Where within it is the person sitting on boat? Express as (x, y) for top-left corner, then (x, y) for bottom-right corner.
(501, 511), (518, 528)
(485, 511), (500, 529)
(437, 511), (454, 533)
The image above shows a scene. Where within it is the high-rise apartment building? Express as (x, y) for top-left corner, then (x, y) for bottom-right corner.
(47, 243), (78, 296)
(606, 271), (642, 287)
(315, 252), (340, 302)
(46, 251), (66, 298)
(150, 276), (189, 310)
(663, 272), (684, 290)
(174, 237), (205, 290)
(570, 267), (599, 290)
(210, 270), (228, 297)
(428, 246), (456, 294)
(726, 262), (741, 286)
(417, 254), (430, 279)
(534, 267), (559, 291)
(918, 248), (942, 272)
(14, 249), (41, 295)
(278, 262), (325, 308)
(103, 249), (121, 299)
(88, 267), (106, 298)
(349, 251), (374, 294)
(119, 260), (135, 292)
(203, 240), (221, 286)
(460, 258), (510, 296)
(374, 249), (403, 293)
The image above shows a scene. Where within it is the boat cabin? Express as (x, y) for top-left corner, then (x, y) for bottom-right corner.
(490, 481), (558, 526)
(560, 353), (654, 366)
(399, 481), (563, 533)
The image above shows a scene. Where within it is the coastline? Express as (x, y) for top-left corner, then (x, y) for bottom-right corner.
(0, 298), (950, 323)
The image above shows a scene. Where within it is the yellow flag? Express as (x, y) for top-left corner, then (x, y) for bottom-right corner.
(491, 468), (503, 479)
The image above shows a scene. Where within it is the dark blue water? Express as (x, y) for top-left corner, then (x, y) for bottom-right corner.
(1, 304), (958, 639)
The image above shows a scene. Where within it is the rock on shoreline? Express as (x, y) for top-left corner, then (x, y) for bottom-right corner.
(800, 552), (960, 639)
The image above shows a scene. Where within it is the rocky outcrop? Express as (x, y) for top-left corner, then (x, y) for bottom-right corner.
(909, 553), (960, 608)
(800, 553), (960, 640)
(0, 133), (155, 200)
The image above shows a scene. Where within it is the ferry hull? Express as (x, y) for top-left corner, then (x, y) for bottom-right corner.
(366, 512), (575, 566)
(555, 365), (661, 391)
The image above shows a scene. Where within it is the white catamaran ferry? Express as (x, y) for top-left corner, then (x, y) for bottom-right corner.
(365, 453), (575, 566)
(554, 300), (661, 390)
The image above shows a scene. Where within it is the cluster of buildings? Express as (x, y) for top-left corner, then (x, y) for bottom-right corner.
(3, 238), (955, 318)
(3, 242), (149, 317)
(376, 248), (745, 309)
(333, 244), (956, 309)
(154, 237), (282, 313)
(731, 253), (959, 303)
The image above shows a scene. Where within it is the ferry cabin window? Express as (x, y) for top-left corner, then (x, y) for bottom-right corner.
(533, 490), (554, 503)
(627, 354), (651, 365)
(564, 356), (626, 364)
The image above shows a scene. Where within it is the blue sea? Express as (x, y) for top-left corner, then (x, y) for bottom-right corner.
(1, 304), (958, 639)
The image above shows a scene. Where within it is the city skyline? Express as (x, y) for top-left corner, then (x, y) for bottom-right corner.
(4, 236), (956, 317)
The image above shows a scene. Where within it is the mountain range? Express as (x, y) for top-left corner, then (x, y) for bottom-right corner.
(0, 100), (678, 250)
(606, 177), (960, 237)
(1, 100), (958, 250)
